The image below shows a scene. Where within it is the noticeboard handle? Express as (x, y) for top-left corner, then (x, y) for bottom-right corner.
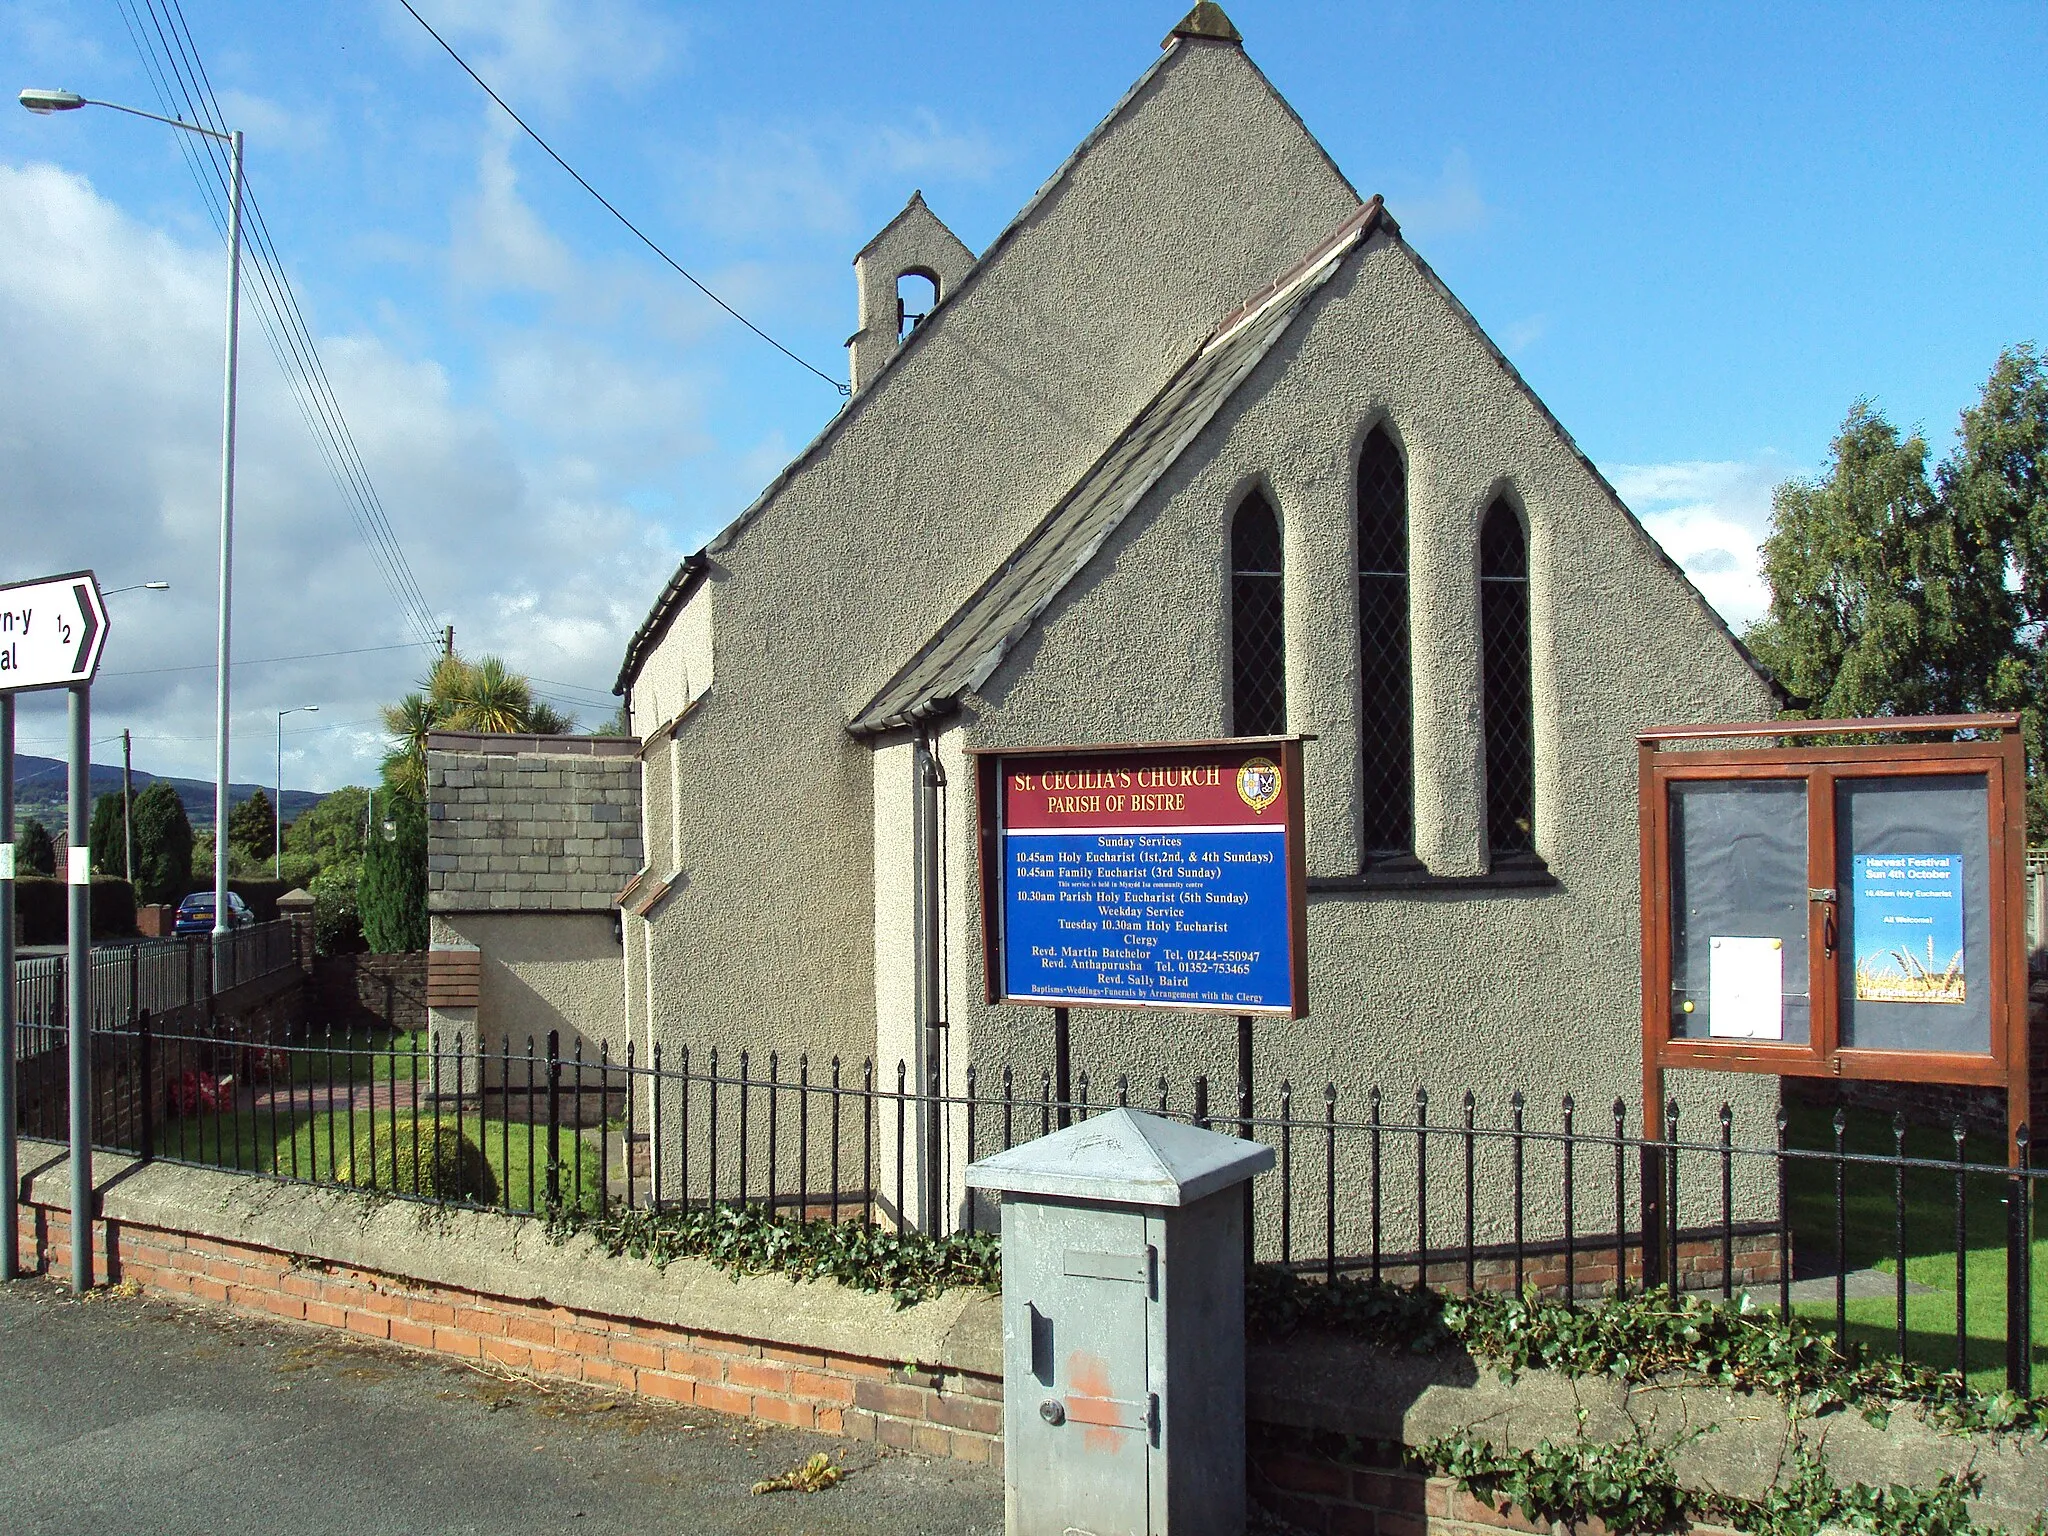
(1810, 888), (1838, 956)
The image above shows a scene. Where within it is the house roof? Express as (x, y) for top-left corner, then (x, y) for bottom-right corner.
(612, 552), (706, 699)
(848, 199), (1386, 738)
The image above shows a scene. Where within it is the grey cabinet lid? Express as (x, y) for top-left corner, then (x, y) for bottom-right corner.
(965, 1107), (1274, 1207)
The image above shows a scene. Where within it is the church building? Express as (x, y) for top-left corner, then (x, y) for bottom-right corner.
(450, 5), (1785, 1232)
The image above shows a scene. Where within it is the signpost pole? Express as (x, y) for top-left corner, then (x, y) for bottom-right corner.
(66, 682), (92, 1292)
(1053, 1007), (1071, 1130)
(0, 694), (17, 1281)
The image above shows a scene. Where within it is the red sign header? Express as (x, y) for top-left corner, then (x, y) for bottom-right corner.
(1001, 747), (1291, 832)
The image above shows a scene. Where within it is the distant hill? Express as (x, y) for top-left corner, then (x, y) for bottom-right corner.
(9, 754), (326, 835)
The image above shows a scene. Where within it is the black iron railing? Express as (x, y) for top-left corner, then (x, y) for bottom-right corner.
(10, 921), (297, 1031)
(18, 1018), (2043, 1394)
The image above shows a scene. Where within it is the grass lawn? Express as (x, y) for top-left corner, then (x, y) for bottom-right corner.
(1781, 1100), (2045, 1390)
(155, 1103), (610, 1216)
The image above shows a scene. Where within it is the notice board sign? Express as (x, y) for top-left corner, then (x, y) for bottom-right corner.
(1638, 714), (2028, 1150)
(975, 737), (1308, 1016)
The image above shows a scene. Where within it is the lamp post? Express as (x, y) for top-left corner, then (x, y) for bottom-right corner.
(22, 88), (244, 989)
(275, 705), (318, 877)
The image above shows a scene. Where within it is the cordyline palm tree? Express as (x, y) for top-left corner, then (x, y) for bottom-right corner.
(381, 653), (572, 797)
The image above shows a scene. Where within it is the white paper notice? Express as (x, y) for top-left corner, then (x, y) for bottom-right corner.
(1708, 936), (1784, 1040)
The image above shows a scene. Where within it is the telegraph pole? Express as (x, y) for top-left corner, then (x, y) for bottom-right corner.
(122, 728), (134, 882)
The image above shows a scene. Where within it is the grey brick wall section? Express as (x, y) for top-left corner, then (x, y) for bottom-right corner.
(425, 746), (643, 914)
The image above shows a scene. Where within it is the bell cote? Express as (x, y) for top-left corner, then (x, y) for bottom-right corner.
(848, 191), (975, 395)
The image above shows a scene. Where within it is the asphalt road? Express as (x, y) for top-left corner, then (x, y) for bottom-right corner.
(0, 1278), (1002, 1536)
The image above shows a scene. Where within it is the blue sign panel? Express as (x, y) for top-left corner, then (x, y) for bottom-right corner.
(984, 742), (1306, 1015)
(1851, 852), (1965, 1004)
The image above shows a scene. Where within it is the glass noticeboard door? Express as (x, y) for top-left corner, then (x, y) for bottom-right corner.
(1668, 779), (1810, 1046)
(1835, 774), (1991, 1055)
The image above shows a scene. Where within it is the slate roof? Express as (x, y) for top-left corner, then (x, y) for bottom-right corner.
(426, 742), (644, 914)
(848, 199), (1385, 738)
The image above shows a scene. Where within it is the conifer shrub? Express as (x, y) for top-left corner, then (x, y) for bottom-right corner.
(357, 792), (426, 953)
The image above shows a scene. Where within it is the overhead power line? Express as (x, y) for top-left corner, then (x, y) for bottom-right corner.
(103, 641), (424, 678)
(395, 0), (849, 397)
(115, 0), (444, 653)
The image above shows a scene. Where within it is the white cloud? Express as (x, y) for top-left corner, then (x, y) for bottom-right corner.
(678, 111), (1001, 244)
(450, 124), (580, 295)
(874, 110), (1000, 182)
(388, 0), (683, 114)
(1390, 147), (1489, 243)
(1502, 313), (1549, 353)
(1605, 453), (1804, 632)
(0, 159), (680, 789)
(212, 88), (330, 157)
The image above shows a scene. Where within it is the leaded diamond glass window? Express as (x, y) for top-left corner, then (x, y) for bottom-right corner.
(1357, 427), (1413, 859)
(1231, 492), (1285, 737)
(1481, 498), (1535, 857)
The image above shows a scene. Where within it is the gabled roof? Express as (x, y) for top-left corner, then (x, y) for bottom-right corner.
(611, 12), (1358, 701)
(848, 199), (1386, 738)
(853, 189), (935, 264)
(612, 552), (706, 698)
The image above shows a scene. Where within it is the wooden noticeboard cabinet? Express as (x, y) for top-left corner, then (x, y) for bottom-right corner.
(1639, 714), (2030, 1155)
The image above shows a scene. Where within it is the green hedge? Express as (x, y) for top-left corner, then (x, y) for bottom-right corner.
(11, 877), (138, 942)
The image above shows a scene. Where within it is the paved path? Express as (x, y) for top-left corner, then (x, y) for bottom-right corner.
(0, 1278), (1001, 1536)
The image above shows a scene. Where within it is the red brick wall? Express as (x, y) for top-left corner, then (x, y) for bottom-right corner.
(1396, 1228), (1781, 1302)
(14, 1200), (1001, 1467)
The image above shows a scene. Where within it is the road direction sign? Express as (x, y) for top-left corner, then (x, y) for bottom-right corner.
(0, 571), (109, 693)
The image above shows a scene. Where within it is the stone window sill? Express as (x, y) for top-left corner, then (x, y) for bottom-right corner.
(1308, 853), (1557, 896)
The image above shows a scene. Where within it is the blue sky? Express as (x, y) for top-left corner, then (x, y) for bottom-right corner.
(3, 1), (2043, 791)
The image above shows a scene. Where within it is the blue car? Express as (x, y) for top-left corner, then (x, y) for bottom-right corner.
(173, 891), (253, 935)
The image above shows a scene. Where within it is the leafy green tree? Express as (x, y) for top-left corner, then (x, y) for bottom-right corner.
(16, 817), (57, 877)
(128, 782), (193, 905)
(284, 785), (370, 869)
(380, 652), (573, 798)
(1747, 345), (2048, 831)
(88, 792), (127, 878)
(357, 791), (427, 952)
(228, 788), (275, 864)
(309, 861), (363, 954)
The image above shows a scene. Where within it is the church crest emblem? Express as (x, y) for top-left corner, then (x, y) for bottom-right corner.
(1235, 757), (1281, 814)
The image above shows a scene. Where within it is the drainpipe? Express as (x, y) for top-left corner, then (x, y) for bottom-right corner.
(913, 725), (947, 1231)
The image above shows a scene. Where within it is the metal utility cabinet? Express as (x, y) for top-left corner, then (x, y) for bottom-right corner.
(966, 1108), (1274, 1536)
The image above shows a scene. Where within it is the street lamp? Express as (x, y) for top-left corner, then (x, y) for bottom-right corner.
(275, 705), (318, 878)
(104, 580), (171, 596)
(24, 88), (245, 986)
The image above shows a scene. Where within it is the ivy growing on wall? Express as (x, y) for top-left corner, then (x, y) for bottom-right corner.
(1248, 1268), (2048, 1439)
(544, 1200), (1000, 1308)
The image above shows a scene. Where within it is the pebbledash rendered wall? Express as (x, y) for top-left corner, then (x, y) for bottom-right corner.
(426, 732), (641, 1058)
(612, 18), (1782, 1243)
(920, 218), (1783, 1240)
(623, 32), (1363, 1081)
